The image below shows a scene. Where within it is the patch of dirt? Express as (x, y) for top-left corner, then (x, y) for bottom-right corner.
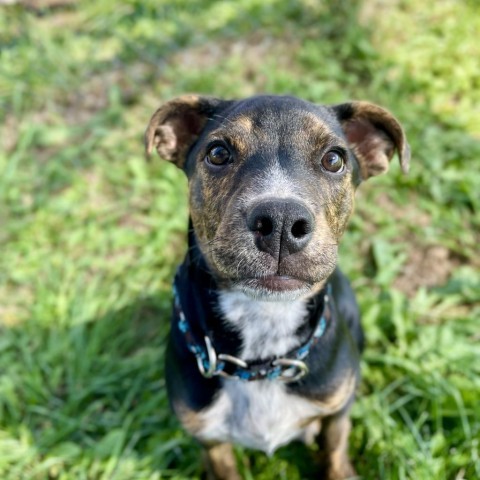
(59, 64), (152, 124)
(1, 114), (21, 152)
(1, 61), (152, 154)
(170, 32), (301, 94)
(0, 306), (25, 326)
(355, 190), (461, 296)
(0, 285), (33, 326)
(359, 0), (401, 25)
(393, 245), (458, 296)
(117, 214), (150, 235)
(358, 190), (432, 228)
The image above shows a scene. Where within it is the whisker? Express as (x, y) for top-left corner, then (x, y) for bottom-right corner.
(209, 113), (237, 128)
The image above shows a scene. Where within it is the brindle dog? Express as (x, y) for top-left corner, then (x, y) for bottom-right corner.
(145, 95), (409, 480)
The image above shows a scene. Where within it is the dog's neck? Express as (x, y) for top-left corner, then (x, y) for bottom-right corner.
(175, 230), (326, 363)
(217, 290), (308, 361)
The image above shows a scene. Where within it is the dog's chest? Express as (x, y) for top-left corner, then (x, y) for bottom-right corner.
(196, 380), (323, 454)
(195, 291), (322, 453)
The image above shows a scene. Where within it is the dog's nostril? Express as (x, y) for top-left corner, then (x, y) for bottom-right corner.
(291, 219), (310, 239)
(254, 216), (274, 237)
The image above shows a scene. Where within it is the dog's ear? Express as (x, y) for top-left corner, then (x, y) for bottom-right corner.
(145, 95), (228, 168)
(333, 102), (410, 179)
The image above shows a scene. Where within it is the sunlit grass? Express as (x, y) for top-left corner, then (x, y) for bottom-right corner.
(0, 1), (479, 478)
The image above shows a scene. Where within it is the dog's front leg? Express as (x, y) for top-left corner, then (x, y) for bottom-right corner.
(316, 411), (356, 480)
(203, 443), (241, 480)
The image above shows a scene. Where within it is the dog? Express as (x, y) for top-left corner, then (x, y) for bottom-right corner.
(145, 95), (410, 479)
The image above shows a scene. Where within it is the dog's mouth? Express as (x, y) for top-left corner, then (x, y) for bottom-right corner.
(233, 275), (312, 300)
(250, 275), (305, 291)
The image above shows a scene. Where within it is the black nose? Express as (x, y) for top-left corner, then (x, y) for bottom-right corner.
(246, 199), (314, 260)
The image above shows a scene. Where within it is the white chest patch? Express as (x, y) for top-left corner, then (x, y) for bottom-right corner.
(195, 290), (326, 453)
(217, 290), (308, 361)
(196, 380), (325, 454)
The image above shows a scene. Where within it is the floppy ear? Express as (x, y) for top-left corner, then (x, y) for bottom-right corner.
(145, 95), (228, 168)
(333, 102), (410, 179)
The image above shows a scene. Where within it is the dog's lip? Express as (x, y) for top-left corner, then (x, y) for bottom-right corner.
(243, 275), (307, 292)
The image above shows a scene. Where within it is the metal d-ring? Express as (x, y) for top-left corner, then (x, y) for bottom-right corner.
(196, 336), (218, 378)
(217, 353), (248, 368)
(217, 353), (248, 380)
(272, 358), (309, 383)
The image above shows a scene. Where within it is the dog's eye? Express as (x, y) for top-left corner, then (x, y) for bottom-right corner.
(205, 145), (231, 166)
(321, 151), (345, 173)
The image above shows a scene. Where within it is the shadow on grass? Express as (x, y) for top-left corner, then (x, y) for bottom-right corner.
(1, 288), (201, 477)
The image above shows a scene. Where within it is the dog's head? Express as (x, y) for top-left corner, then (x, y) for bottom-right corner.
(146, 95), (409, 300)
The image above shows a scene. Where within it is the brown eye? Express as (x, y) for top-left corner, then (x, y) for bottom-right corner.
(321, 150), (345, 173)
(205, 145), (231, 166)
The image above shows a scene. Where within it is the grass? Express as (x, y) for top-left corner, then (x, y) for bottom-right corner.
(0, 0), (479, 478)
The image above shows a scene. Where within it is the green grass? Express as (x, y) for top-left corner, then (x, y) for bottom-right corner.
(1, 0), (479, 478)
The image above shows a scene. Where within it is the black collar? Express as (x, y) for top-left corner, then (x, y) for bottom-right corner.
(172, 231), (331, 383)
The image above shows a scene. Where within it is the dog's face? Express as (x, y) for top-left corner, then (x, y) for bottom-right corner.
(146, 95), (409, 300)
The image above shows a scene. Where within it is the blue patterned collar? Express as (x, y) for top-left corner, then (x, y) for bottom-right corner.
(173, 283), (331, 384)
